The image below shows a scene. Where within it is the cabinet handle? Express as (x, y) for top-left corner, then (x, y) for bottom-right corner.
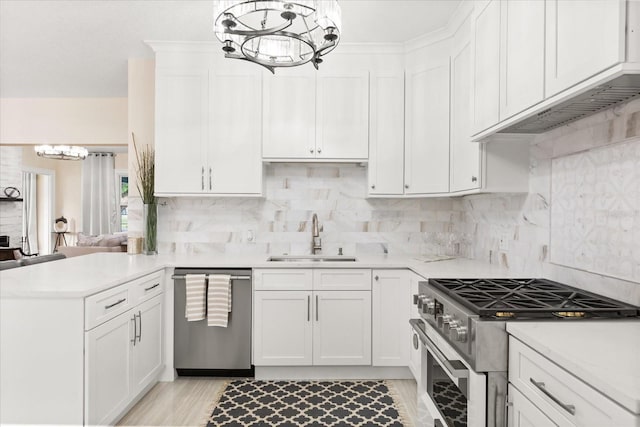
(145, 283), (160, 292)
(201, 167), (205, 190)
(371, 185), (375, 189)
(316, 295), (319, 321)
(105, 298), (126, 310)
(307, 295), (310, 322)
(471, 176), (478, 183)
(529, 378), (575, 415)
(209, 167), (212, 190)
(131, 315), (137, 346)
(136, 311), (142, 343)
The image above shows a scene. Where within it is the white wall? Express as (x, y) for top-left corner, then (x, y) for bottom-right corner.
(0, 98), (127, 145)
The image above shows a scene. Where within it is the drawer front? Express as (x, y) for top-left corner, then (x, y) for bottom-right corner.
(85, 285), (132, 331)
(313, 269), (372, 291)
(131, 271), (164, 305)
(253, 269), (313, 290)
(509, 337), (636, 427)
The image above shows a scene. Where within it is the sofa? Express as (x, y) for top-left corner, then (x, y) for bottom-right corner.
(57, 232), (127, 258)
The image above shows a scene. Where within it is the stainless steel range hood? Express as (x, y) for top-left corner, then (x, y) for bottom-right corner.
(498, 74), (640, 134)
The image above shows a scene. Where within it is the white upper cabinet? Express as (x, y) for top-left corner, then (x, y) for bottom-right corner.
(471, 0), (501, 135)
(262, 68), (316, 159)
(151, 45), (262, 196)
(405, 60), (450, 195)
(155, 68), (209, 194)
(316, 69), (369, 160)
(545, 0), (626, 97)
(209, 61), (263, 194)
(450, 17), (481, 193)
(499, 0), (545, 120)
(368, 71), (405, 196)
(262, 59), (369, 161)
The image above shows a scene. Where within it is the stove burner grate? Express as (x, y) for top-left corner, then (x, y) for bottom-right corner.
(428, 278), (640, 318)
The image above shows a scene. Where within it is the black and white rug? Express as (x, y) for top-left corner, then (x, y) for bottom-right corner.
(205, 380), (407, 427)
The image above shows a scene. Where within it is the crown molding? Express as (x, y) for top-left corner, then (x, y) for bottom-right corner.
(403, 0), (475, 53)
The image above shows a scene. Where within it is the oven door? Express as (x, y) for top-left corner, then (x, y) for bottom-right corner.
(411, 319), (487, 427)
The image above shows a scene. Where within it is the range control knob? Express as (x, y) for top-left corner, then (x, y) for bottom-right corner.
(444, 319), (458, 335)
(451, 325), (468, 342)
(412, 294), (420, 305)
(438, 314), (452, 328)
(422, 301), (435, 314)
(417, 296), (432, 309)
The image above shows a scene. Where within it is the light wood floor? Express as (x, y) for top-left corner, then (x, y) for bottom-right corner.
(118, 377), (417, 427)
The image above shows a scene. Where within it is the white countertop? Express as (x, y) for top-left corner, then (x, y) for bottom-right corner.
(0, 252), (514, 298)
(507, 321), (640, 415)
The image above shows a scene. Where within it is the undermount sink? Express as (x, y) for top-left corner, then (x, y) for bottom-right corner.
(267, 255), (358, 262)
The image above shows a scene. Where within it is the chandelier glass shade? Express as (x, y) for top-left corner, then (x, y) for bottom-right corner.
(213, 0), (341, 72)
(34, 145), (88, 160)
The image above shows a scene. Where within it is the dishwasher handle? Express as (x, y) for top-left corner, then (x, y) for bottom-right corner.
(171, 274), (251, 280)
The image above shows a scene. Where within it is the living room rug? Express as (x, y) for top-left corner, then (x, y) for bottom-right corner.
(204, 380), (407, 427)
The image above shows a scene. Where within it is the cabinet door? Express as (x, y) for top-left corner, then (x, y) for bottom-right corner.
(313, 291), (371, 366)
(368, 72), (405, 196)
(405, 61), (450, 194)
(450, 32), (481, 193)
(210, 61), (263, 194)
(508, 385), (556, 427)
(155, 69), (209, 194)
(372, 270), (410, 366)
(545, 0), (625, 97)
(131, 295), (163, 396)
(316, 70), (369, 160)
(253, 291), (313, 366)
(472, 0), (501, 134)
(85, 311), (134, 426)
(262, 69), (316, 159)
(499, 0), (545, 120)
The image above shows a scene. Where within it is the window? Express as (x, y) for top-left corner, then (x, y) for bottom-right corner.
(116, 173), (128, 232)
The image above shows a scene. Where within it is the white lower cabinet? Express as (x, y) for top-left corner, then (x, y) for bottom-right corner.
(85, 274), (164, 426)
(508, 384), (556, 427)
(253, 269), (372, 367)
(313, 291), (371, 366)
(372, 269), (411, 366)
(85, 309), (134, 425)
(253, 291), (313, 366)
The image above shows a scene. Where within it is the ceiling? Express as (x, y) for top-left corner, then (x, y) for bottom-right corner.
(0, 0), (462, 98)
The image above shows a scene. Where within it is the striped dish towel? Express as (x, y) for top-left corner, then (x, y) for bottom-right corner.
(207, 274), (232, 327)
(185, 274), (207, 321)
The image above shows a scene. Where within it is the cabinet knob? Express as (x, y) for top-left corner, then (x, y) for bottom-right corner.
(371, 185), (375, 189)
(310, 148), (314, 153)
(471, 176), (478, 183)
(374, 275), (379, 281)
(405, 184), (409, 189)
(317, 148), (322, 154)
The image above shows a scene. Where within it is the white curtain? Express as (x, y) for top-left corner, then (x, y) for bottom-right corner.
(22, 172), (38, 254)
(81, 153), (117, 235)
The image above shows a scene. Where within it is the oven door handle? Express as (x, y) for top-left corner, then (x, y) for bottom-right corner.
(410, 319), (469, 379)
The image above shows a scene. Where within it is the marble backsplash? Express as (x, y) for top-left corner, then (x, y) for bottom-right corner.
(137, 164), (467, 257)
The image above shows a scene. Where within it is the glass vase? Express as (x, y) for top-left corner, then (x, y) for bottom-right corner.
(143, 203), (158, 255)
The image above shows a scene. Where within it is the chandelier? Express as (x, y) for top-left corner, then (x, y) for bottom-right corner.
(34, 145), (88, 160)
(213, 0), (341, 73)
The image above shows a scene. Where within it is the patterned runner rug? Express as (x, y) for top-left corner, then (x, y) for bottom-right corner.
(205, 380), (407, 427)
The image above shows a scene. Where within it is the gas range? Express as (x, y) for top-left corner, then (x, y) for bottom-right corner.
(413, 278), (640, 372)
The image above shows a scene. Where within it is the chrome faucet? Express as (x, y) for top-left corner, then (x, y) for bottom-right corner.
(312, 213), (322, 254)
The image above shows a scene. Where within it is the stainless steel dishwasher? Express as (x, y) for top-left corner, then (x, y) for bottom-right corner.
(173, 268), (254, 376)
